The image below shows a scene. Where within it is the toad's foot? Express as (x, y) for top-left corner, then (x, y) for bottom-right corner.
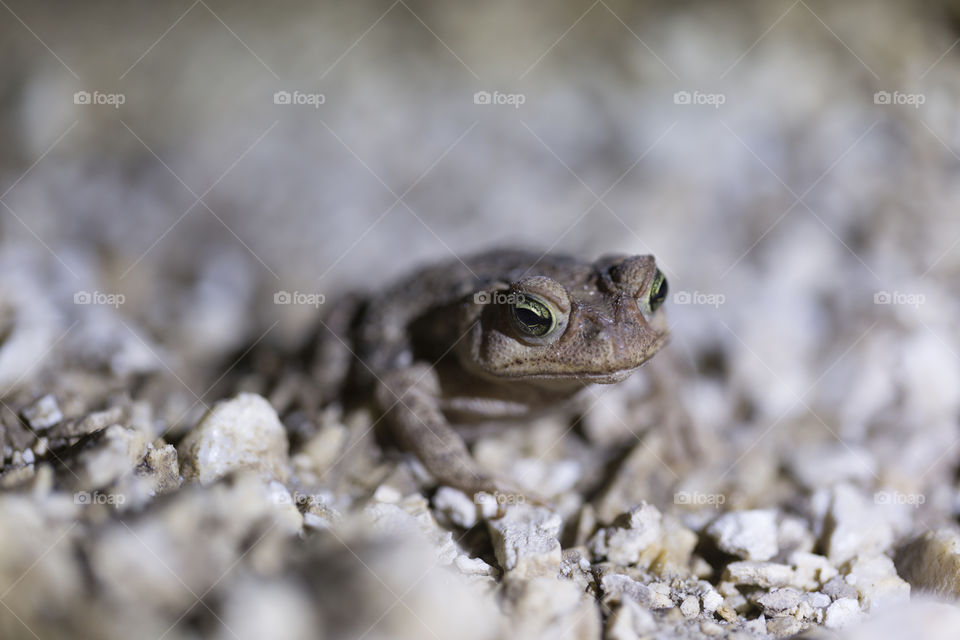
(378, 365), (550, 509)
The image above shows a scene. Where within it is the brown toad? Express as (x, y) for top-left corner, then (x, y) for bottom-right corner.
(344, 249), (669, 498)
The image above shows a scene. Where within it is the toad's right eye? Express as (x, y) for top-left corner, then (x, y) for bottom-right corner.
(510, 294), (558, 338)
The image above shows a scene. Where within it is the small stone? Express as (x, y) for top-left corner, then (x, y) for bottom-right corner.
(599, 573), (674, 609)
(219, 578), (320, 640)
(454, 554), (495, 577)
(778, 515), (814, 554)
(297, 421), (347, 476)
(74, 424), (149, 489)
(653, 515), (699, 574)
(844, 554), (910, 611)
(605, 604), (638, 640)
(701, 589), (724, 613)
(789, 551), (838, 590)
(372, 484), (403, 503)
(723, 561), (795, 588)
(21, 394), (62, 430)
(822, 575), (859, 601)
(487, 505), (561, 578)
(366, 497), (459, 565)
(607, 599), (656, 639)
(742, 614), (767, 635)
(0, 463), (34, 487)
(706, 509), (778, 561)
(821, 483), (894, 564)
(48, 406), (125, 441)
(32, 437), (48, 456)
(560, 548), (593, 589)
(510, 577), (602, 640)
(794, 602), (817, 623)
(824, 600), (960, 640)
(824, 597), (862, 629)
(802, 591), (831, 609)
(724, 591), (749, 614)
(433, 486), (479, 528)
(265, 481), (304, 532)
(135, 443), (181, 495)
(589, 502), (662, 565)
(303, 511), (332, 530)
(679, 595), (700, 617)
(572, 503), (599, 547)
(628, 602), (657, 634)
(178, 393), (289, 485)
(786, 442), (876, 489)
(715, 604), (739, 623)
(692, 555), (714, 578)
(755, 588), (801, 615)
(473, 492), (502, 520)
(896, 528), (960, 598)
(766, 616), (804, 638)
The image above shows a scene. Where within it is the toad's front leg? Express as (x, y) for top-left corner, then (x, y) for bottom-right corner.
(376, 363), (532, 502)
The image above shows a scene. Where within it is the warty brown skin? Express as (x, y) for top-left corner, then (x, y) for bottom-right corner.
(351, 249), (669, 499)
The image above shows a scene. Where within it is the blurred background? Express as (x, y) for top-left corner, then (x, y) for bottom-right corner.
(3, 0), (959, 381)
(2, 1), (960, 638)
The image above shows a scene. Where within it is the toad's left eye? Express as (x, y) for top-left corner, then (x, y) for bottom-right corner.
(646, 269), (668, 313)
(510, 294), (558, 337)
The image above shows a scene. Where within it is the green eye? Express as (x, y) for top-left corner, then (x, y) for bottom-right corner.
(647, 270), (668, 312)
(510, 294), (557, 337)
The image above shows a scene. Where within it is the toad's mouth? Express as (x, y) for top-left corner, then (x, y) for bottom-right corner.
(473, 331), (670, 384)
(495, 363), (644, 385)
(519, 331), (670, 383)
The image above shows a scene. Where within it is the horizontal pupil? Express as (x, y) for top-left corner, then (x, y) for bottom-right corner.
(516, 307), (545, 326)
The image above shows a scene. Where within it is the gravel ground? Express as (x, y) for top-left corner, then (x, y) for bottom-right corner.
(2, 1), (960, 639)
